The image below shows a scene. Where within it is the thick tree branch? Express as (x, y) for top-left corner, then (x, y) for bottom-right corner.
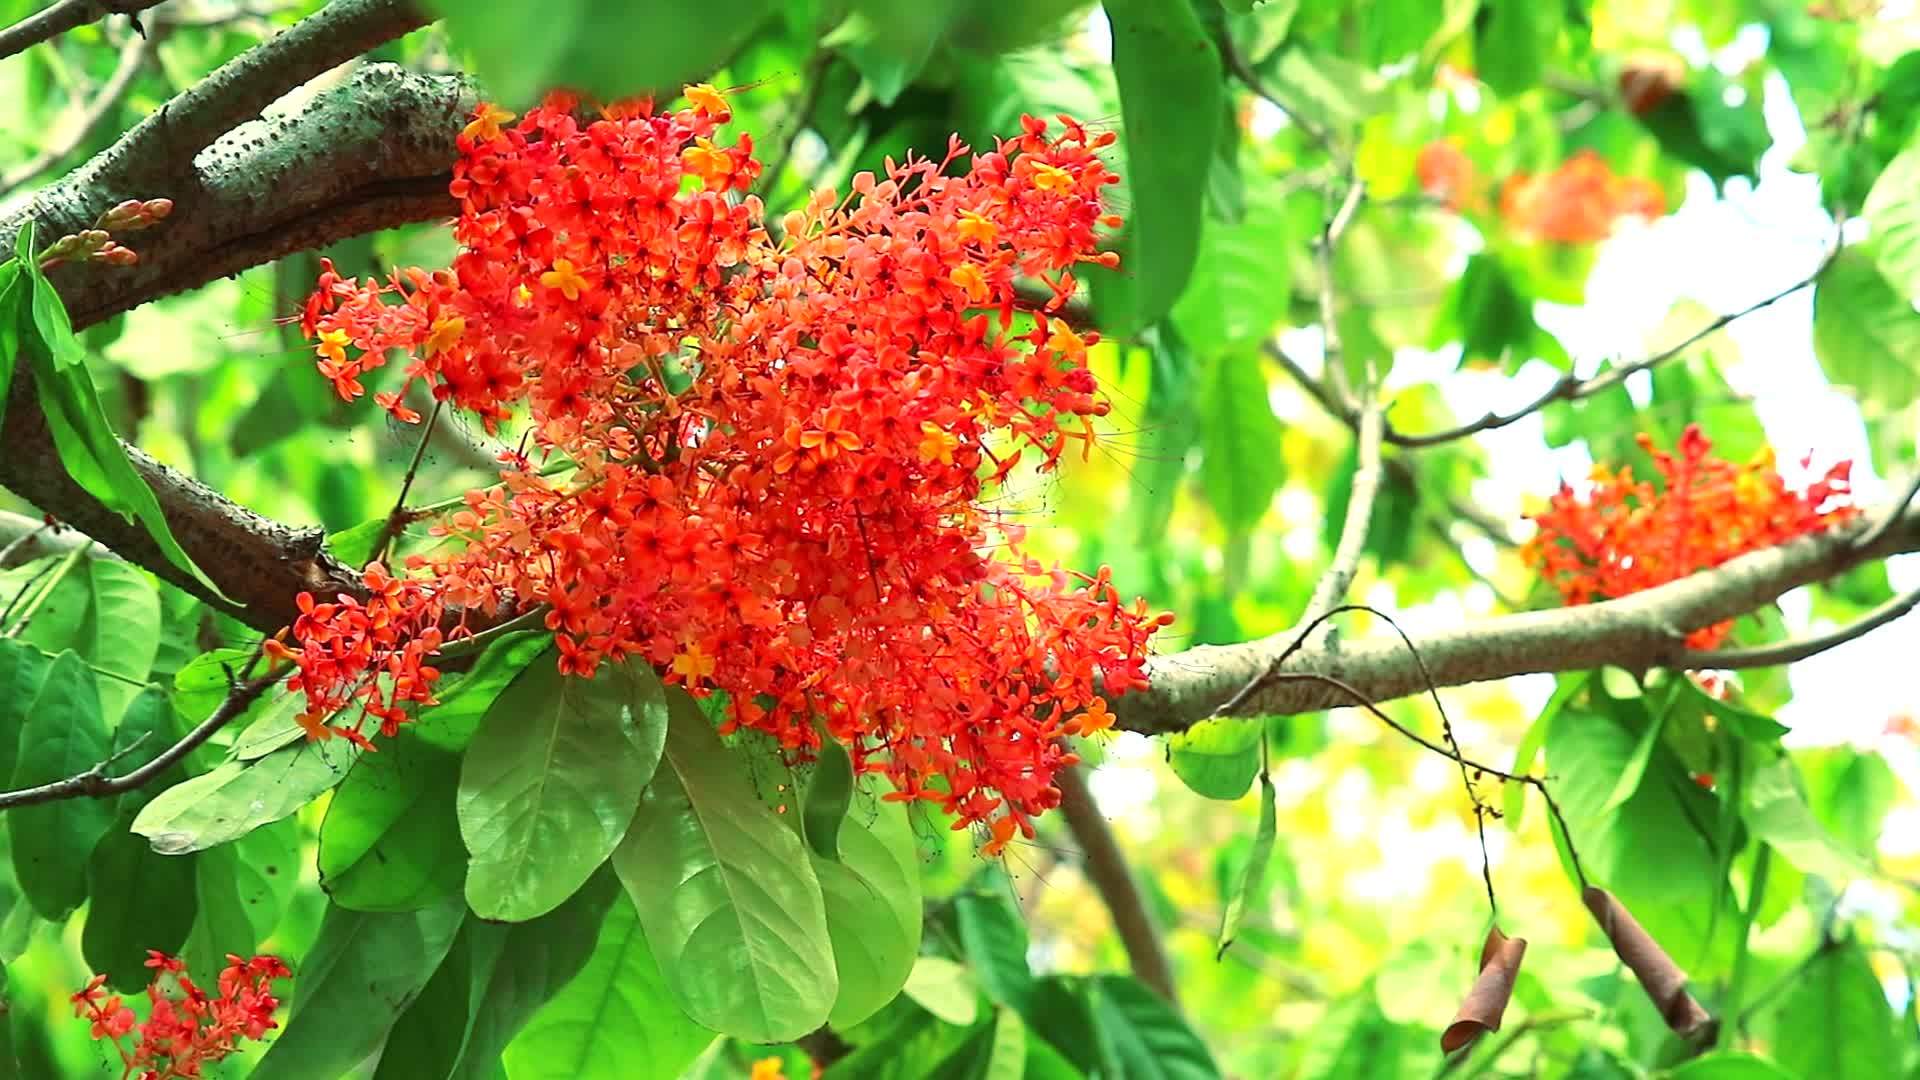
(1113, 503), (1920, 735)
(0, 0), (155, 61)
(1054, 763), (1181, 1006)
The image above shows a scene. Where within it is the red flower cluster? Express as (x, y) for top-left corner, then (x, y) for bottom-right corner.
(73, 952), (289, 1080)
(284, 87), (1169, 846)
(1524, 424), (1856, 648)
(264, 563), (446, 747)
(1417, 145), (1664, 244)
(1498, 150), (1665, 244)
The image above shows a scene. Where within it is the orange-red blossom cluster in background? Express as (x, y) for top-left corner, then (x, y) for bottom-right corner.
(1523, 424), (1857, 649)
(275, 85), (1170, 850)
(73, 952), (289, 1080)
(1418, 142), (1666, 243)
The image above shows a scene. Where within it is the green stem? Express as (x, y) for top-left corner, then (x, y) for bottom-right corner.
(1720, 843), (1772, 1050)
(1, 545), (86, 639)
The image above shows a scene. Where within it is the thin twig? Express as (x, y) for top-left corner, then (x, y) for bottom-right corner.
(0, 521), (51, 568)
(1315, 177), (1366, 411)
(1677, 581), (1920, 669)
(754, 52), (829, 201)
(1054, 762), (1181, 1007)
(376, 399), (443, 562)
(1210, 20), (1334, 154)
(1857, 470), (1920, 551)
(1388, 263), (1830, 447)
(0, 668), (284, 811)
(1270, 668), (1590, 889)
(0, 27), (153, 197)
(0, 0), (155, 62)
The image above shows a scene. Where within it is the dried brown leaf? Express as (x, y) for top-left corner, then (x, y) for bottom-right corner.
(1441, 925), (1528, 1054)
(1582, 886), (1715, 1038)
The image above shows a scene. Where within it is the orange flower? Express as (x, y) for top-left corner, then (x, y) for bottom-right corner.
(683, 82), (730, 119)
(918, 421), (960, 466)
(540, 258), (590, 301)
(950, 262), (989, 303)
(461, 103), (515, 143)
(749, 1057), (786, 1080)
(956, 209), (999, 246)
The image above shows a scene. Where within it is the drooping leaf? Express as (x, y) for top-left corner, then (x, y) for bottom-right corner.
(458, 652), (668, 921)
(1741, 753), (1870, 882)
(818, 794), (923, 1028)
(1864, 138), (1920, 299)
(826, 3), (961, 107)
(501, 891), (717, 1080)
(78, 558), (157, 722)
(1216, 771), (1276, 957)
(253, 896), (468, 1080)
(1100, 0), (1223, 329)
(802, 736), (855, 861)
(944, 885), (1034, 1014)
(613, 688), (837, 1042)
(1167, 716), (1262, 800)
(1196, 352), (1283, 534)
(1171, 174), (1295, 354)
(433, 0), (777, 105)
(0, 637), (51, 784)
(903, 955), (982, 1027)
(8, 650), (114, 919)
(416, 630), (554, 753)
(180, 822), (300, 977)
(131, 736), (361, 854)
(1084, 974), (1220, 1079)
(1475, 0), (1558, 97)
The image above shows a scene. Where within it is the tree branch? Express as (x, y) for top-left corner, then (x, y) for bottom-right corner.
(0, 668), (282, 811)
(0, 0), (155, 61)
(1054, 762), (1180, 1006)
(1113, 503), (1920, 735)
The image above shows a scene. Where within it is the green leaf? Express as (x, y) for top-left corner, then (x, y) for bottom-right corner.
(0, 638), (51, 784)
(1772, 942), (1898, 1080)
(1865, 138), (1920, 299)
(903, 956), (981, 1027)
(1197, 352), (1283, 533)
(20, 269), (229, 601)
(1476, 0), (1557, 97)
(1171, 174), (1295, 354)
(1260, 47), (1390, 129)
(1598, 703), (1665, 816)
(82, 687), (196, 990)
(1085, 974), (1220, 1079)
(945, 885), (1033, 1013)
(0, 260), (22, 441)
(613, 688), (836, 1042)
(319, 723), (466, 912)
(1664, 1053), (1796, 1080)
(433, 0), (775, 105)
(1216, 771), (1276, 957)
(1637, 71), (1771, 188)
(418, 630), (555, 752)
(1812, 248), (1920, 412)
(458, 652), (668, 921)
(1101, 0), (1223, 327)
(819, 794), (923, 1028)
(501, 891), (716, 1080)
(180, 822), (299, 975)
(1795, 746), (1899, 857)
(377, 867), (621, 1079)
(132, 736), (361, 854)
(1741, 753), (1870, 882)
(803, 737), (855, 861)
(986, 1006), (1028, 1080)
(79, 558), (158, 721)
(1167, 716), (1262, 800)
(254, 896), (467, 1080)
(7, 651), (114, 919)
(827, 4), (961, 107)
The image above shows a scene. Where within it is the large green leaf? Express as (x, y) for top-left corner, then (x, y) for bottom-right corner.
(802, 736), (855, 862)
(433, 0), (775, 105)
(502, 891), (716, 1079)
(375, 867), (621, 1079)
(1196, 352), (1283, 533)
(1665, 1054), (1796, 1080)
(827, 3), (962, 107)
(612, 689), (836, 1043)
(180, 821), (300, 976)
(1772, 942), (1898, 1080)
(78, 558), (158, 722)
(1101, 0), (1223, 329)
(82, 687), (196, 990)
(416, 630), (554, 753)
(0, 638), (51, 784)
(7, 650), (114, 919)
(319, 724), (466, 912)
(458, 652), (668, 921)
(253, 896), (468, 1080)
(903, 955), (982, 1027)
(1742, 753), (1870, 882)
(1085, 974), (1221, 1079)
(1811, 249), (1920, 413)
(1167, 716), (1262, 800)
(944, 885), (1033, 1014)
(131, 736), (361, 854)
(1475, 0), (1558, 97)
(1865, 138), (1920, 299)
(818, 795), (923, 1028)
(1171, 174), (1295, 354)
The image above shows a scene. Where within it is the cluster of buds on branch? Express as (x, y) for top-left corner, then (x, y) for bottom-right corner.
(36, 197), (172, 270)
